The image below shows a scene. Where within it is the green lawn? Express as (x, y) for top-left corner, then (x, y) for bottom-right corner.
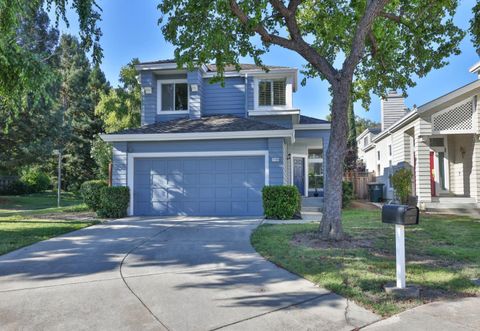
(251, 208), (480, 316)
(0, 192), (98, 255)
(0, 191), (84, 215)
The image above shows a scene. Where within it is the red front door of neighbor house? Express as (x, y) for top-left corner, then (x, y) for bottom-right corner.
(430, 151), (436, 197)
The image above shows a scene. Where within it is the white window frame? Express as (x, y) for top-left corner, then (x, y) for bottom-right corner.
(157, 79), (189, 115)
(253, 74), (293, 111)
(306, 146), (324, 196)
(126, 151), (269, 216)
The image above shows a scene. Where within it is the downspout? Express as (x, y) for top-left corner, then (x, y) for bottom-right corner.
(244, 73), (248, 118)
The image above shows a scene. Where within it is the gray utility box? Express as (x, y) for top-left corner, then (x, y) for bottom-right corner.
(382, 204), (419, 226)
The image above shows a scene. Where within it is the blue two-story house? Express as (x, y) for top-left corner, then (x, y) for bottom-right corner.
(101, 60), (330, 216)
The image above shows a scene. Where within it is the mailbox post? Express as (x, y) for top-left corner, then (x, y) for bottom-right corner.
(382, 204), (420, 297)
(395, 224), (406, 288)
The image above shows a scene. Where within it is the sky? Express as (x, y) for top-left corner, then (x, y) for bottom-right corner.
(55, 0), (479, 123)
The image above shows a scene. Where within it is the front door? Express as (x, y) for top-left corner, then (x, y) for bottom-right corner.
(293, 157), (305, 196)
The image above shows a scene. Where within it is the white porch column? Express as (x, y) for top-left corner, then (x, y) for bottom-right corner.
(415, 119), (432, 205)
(471, 136), (480, 202)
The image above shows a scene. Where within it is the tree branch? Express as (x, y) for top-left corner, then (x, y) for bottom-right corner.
(343, 0), (391, 78)
(229, 0), (337, 83)
(288, 0), (304, 12)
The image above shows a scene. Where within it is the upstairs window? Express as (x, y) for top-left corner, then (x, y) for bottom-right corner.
(258, 79), (286, 106)
(158, 80), (188, 113)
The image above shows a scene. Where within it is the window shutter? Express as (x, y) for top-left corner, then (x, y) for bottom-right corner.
(259, 81), (272, 106)
(273, 80), (286, 105)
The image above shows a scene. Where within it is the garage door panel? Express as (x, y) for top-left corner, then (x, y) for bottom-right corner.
(151, 188), (167, 202)
(246, 158), (264, 170)
(215, 159), (230, 172)
(152, 174), (168, 187)
(215, 174), (230, 186)
(246, 173), (264, 186)
(247, 189), (262, 200)
(134, 156), (265, 216)
(231, 188), (247, 200)
(198, 159), (213, 172)
(215, 188), (231, 201)
(248, 201), (263, 214)
(199, 174), (215, 185)
(183, 174), (198, 185)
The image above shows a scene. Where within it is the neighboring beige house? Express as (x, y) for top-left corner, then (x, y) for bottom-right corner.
(357, 63), (480, 211)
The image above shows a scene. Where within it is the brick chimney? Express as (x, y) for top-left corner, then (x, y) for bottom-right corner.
(381, 90), (407, 131)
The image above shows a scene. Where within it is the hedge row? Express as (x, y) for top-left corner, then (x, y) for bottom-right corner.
(262, 185), (301, 219)
(80, 180), (129, 218)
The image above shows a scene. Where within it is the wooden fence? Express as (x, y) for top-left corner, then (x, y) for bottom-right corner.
(344, 171), (376, 200)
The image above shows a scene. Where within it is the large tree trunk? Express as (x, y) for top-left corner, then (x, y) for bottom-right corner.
(319, 82), (351, 240)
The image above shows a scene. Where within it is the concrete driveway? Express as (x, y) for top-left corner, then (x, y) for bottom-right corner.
(0, 217), (379, 330)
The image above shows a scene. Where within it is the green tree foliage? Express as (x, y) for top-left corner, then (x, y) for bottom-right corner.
(95, 59), (141, 133)
(90, 136), (111, 179)
(158, 0), (464, 240)
(0, 7), (61, 172)
(355, 116), (381, 136)
(57, 35), (108, 190)
(391, 168), (413, 204)
(327, 114), (380, 138)
(0, 1), (102, 119)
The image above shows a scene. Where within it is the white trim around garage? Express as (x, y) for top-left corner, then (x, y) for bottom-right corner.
(100, 130), (294, 142)
(126, 150), (270, 216)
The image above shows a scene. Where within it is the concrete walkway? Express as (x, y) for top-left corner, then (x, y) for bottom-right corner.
(0, 217), (379, 331)
(364, 297), (480, 331)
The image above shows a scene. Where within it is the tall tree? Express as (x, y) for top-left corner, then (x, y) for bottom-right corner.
(0, 1), (102, 123)
(159, 0), (464, 239)
(0, 6), (60, 172)
(56, 34), (107, 189)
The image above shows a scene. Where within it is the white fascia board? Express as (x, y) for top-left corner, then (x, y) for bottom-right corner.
(135, 62), (179, 71)
(249, 110), (300, 116)
(469, 61), (480, 73)
(293, 124), (331, 130)
(100, 130), (294, 142)
(372, 110), (418, 143)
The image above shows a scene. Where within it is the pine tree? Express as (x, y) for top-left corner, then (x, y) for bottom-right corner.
(0, 7), (60, 172)
(57, 35), (107, 189)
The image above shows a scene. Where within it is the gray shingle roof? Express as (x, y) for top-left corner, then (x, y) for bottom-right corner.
(114, 115), (289, 135)
(299, 115), (330, 124)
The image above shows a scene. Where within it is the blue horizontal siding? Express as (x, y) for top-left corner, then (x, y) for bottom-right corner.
(203, 77), (245, 116)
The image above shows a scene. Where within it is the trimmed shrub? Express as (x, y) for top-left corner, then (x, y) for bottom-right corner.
(392, 168), (413, 204)
(80, 180), (108, 211)
(342, 181), (353, 208)
(262, 185), (301, 220)
(97, 186), (130, 218)
(20, 166), (50, 193)
(0, 180), (31, 195)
